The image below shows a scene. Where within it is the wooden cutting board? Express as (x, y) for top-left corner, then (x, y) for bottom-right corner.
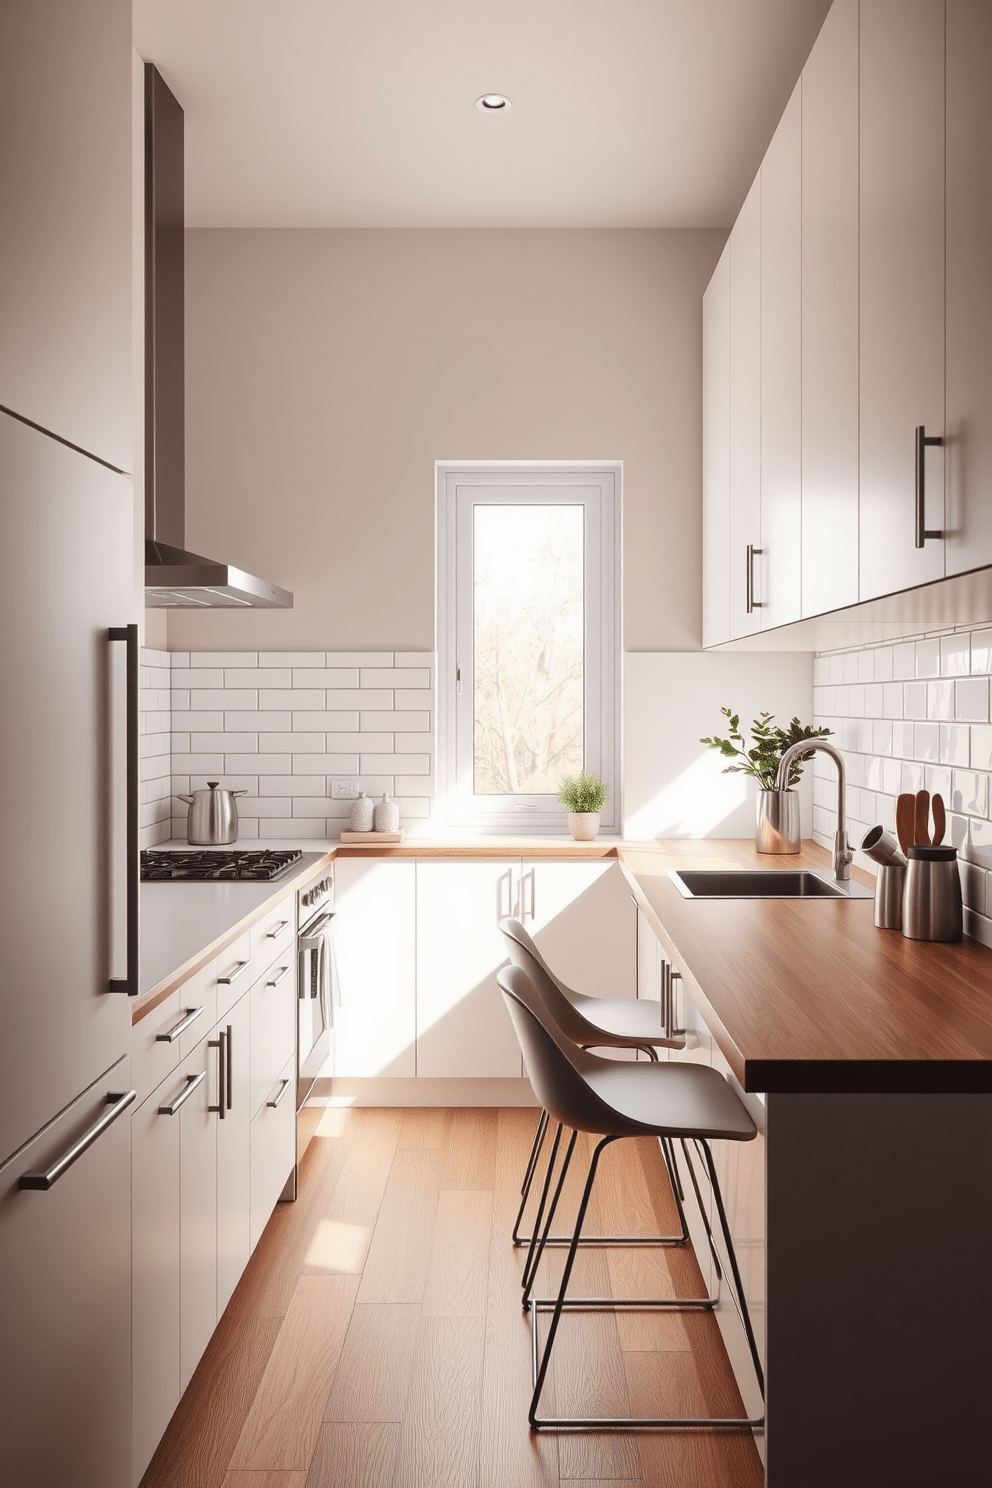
(339, 828), (406, 844)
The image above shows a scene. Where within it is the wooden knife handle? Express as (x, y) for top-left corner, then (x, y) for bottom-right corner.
(914, 789), (931, 847)
(896, 793), (916, 856)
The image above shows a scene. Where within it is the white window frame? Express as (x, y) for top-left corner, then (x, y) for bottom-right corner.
(436, 461), (622, 835)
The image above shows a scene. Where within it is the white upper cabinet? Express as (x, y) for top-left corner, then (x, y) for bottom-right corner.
(801, 0), (860, 617)
(0, 0), (132, 470)
(759, 82), (803, 631)
(703, 244), (732, 648)
(944, 0), (992, 578)
(858, 0), (946, 600)
(728, 177), (763, 639)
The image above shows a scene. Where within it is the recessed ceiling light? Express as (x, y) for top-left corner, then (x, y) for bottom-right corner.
(476, 94), (511, 112)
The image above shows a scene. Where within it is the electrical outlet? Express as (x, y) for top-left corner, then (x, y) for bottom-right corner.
(331, 779), (359, 800)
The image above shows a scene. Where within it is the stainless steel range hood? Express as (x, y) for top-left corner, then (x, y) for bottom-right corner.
(143, 65), (292, 610)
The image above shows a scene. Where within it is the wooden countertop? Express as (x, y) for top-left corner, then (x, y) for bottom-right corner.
(618, 840), (992, 1095)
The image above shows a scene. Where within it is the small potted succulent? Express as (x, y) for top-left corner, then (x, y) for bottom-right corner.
(700, 708), (832, 852)
(557, 770), (609, 841)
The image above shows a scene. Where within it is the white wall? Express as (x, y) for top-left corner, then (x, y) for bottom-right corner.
(166, 227), (723, 653)
(624, 651), (814, 839)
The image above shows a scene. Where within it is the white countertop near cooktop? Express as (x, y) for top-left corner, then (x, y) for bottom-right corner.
(139, 848), (329, 997)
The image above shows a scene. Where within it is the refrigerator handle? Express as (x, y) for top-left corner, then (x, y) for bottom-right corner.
(108, 624), (139, 995)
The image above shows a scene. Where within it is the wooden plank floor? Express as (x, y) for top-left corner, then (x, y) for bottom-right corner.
(140, 1108), (764, 1488)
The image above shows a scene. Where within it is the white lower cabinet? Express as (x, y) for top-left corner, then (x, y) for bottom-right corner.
(524, 859), (635, 1001)
(333, 858), (417, 1077)
(179, 1036), (220, 1393)
(416, 859), (521, 1077)
(250, 1049), (297, 1250)
(217, 992), (251, 1317)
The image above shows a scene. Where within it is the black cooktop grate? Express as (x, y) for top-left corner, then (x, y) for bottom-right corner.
(140, 848), (304, 882)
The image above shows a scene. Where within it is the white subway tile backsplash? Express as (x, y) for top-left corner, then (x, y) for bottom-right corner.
(971, 630), (992, 675)
(915, 722), (940, 761)
(941, 634), (971, 676)
(926, 680), (953, 719)
(842, 652), (859, 684)
(848, 684), (865, 717)
(257, 651), (324, 667)
(361, 711), (431, 732)
(856, 651), (874, 683)
(362, 753), (430, 774)
(360, 668), (431, 688)
(883, 683), (905, 719)
(955, 676), (990, 722)
(924, 764), (952, 800)
(901, 761), (925, 793)
(952, 770), (987, 818)
(971, 725), (992, 771)
(939, 723), (970, 767)
(873, 647), (894, 683)
(192, 688), (257, 710)
(147, 650), (438, 839)
(292, 669), (360, 687)
(226, 667), (292, 688)
(892, 643), (916, 680)
(915, 638), (941, 677)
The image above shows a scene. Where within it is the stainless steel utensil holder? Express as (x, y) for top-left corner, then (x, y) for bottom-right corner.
(874, 864), (906, 930)
(902, 846), (963, 943)
(756, 789), (800, 854)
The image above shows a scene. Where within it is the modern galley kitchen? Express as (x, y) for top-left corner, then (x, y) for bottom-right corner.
(2, 3), (991, 1488)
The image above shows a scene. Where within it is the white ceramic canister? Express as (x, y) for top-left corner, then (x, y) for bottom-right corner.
(350, 791), (374, 832)
(374, 792), (400, 832)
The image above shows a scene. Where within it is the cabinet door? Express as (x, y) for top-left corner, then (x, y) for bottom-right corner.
(416, 859), (521, 1078)
(944, 0), (992, 577)
(523, 859), (636, 1002)
(859, 0), (945, 600)
(333, 858), (416, 1077)
(249, 949), (296, 1119)
(132, 1073), (182, 1488)
(250, 1050), (296, 1251)
(703, 244), (732, 648)
(0, 1058), (132, 1488)
(217, 993), (251, 1317)
(760, 83), (802, 631)
(0, 0), (131, 469)
(179, 1037), (219, 1392)
(801, 0), (860, 617)
(728, 177), (763, 637)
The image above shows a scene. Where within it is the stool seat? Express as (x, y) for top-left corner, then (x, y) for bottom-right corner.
(582, 1056), (756, 1142)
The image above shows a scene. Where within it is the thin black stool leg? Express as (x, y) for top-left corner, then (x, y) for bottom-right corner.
(512, 1109), (549, 1245)
(521, 1120), (564, 1300)
(529, 1135), (615, 1429)
(522, 1127), (578, 1307)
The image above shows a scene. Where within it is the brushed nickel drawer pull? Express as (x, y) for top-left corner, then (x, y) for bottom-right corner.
(267, 1077), (291, 1109)
(156, 1005), (203, 1043)
(158, 1070), (205, 1116)
(265, 919), (290, 939)
(19, 1089), (136, 1190)
(267, 964), (291, 988)
(218, 958), (251, 986)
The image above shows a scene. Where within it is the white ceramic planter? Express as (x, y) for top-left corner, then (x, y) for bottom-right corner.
(567, 811), (601, 841)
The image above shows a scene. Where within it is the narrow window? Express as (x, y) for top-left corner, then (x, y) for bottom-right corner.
(437, 464), (621, 833)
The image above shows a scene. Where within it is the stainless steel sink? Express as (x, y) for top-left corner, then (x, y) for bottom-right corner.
(668, 869), (873, 900)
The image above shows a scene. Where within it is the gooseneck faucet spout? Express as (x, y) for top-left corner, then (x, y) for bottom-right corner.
(774, 739), (854, 881)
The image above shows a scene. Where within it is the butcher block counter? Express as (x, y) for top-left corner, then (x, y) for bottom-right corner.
(617, 838), (992, 1094)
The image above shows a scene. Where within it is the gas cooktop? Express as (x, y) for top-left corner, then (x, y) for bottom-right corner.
(140, 848), (305, 882)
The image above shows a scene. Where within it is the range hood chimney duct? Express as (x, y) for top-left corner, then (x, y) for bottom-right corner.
(143, 64), (292, 609)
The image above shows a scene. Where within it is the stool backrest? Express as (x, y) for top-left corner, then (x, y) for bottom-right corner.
(496, 962), (628, 1137)
(498, 918), (599, 1046)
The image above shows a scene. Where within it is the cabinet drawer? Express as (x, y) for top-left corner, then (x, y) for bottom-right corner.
(132, 960), (218, 1106)
(250, 956), (297, 1120)
(215, 931), (252, 1021)
(249, 896), (296, 985)
(249, 1050), (296, 1250)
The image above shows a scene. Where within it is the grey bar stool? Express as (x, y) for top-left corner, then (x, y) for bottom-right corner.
(497, 960), (764, 1433)
(499, 917), (688, 1251)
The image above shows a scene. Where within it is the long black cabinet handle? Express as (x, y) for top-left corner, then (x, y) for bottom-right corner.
(108, 624), (139, 995)
(915, 424), (944, 548)
(19, 1090), (136, 1189)
(208, 1035), (226, 1119)
(746, 545), (763, 613)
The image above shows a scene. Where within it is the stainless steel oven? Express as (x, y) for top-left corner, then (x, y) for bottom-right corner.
(294, 871), (336, 1176)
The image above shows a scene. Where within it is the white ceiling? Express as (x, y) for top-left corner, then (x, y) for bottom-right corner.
(133, 0), (832, 230)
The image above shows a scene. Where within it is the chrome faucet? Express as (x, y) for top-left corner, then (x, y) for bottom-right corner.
(775, 739), (854, 881)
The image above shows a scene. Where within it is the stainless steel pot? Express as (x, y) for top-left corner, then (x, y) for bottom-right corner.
(177, 781), (247, 845)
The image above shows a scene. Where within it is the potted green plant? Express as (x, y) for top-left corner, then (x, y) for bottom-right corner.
(700, 709), (832, 852)
(557, 770), (608, 841)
